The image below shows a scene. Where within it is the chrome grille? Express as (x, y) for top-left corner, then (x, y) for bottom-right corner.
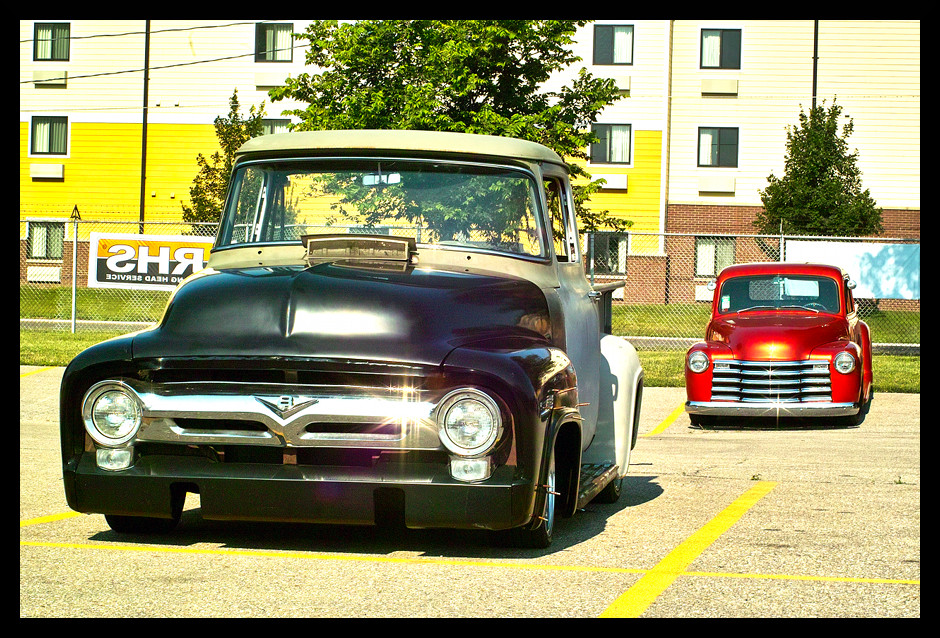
(710, 360), (832, 403)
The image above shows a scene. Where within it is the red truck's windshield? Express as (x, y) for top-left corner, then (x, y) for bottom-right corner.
(716, 274), (841, 315)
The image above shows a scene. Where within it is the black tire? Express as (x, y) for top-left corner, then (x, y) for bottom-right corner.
(509, 445), (556, 549)
(593, 476), (622, 504)
(105, 490), (183, 534)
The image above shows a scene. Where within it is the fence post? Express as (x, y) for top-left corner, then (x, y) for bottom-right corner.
(70, 207), (81, 333)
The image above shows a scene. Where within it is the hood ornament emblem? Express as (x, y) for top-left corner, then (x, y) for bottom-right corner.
(255, 395), (319, 419)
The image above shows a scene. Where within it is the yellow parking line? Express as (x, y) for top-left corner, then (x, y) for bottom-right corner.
(21, 536), (917, 587)
(20, 366), (55, 378)
(643, 402), (685, 437)
(20, 512), (82, 527)
(599, 481), (778, 618)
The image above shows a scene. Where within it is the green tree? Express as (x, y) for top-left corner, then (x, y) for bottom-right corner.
(755, 99), (883, 236)
(270, 19), (631, 232)
(182, 89), (265, 224)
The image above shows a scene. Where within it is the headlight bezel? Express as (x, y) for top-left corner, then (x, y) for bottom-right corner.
(834, 351), (857, 374)
(436, 388), (503, 457)
(81, 380), (143, 447)
(687, 350), (710, 374)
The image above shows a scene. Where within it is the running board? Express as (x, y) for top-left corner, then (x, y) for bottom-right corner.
(577, 463), (619, 509)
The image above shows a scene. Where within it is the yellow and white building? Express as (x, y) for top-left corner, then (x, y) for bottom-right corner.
(21, 20), (920, 244)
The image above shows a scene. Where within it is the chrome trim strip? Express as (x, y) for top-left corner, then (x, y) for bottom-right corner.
(686, 400), (858, 417)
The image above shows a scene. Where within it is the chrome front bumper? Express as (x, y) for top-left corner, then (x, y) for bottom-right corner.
(686, 400), (859, 418)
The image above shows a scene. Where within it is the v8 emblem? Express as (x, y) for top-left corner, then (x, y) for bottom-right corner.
(254, 395), (319, 419)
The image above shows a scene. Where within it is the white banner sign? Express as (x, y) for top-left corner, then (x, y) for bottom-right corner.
(87, 232), (215, 291)
(784, 240), (920, 300)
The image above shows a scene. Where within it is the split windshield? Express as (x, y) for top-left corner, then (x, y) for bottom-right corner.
(717, 274), (841, 315)
(216, 158), (547, 258)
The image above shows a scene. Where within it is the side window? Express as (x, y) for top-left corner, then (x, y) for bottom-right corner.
(30, 116), (69, 156)
(255, 22), (293, 62)
(34, 22), (70, 61)
(700, 28), (741, 69)
(544, 178), (577, 263)
(844, 281), (856, 315)
(593, 24), (634, 65)
(695, 236), (735, 277)
(27, 221), (65, 260)
(591, 123), (632, 164)
(698, 127), (738, 168)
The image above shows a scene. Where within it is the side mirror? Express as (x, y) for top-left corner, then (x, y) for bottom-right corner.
(706, 280), (717, 291)
(846, 279), (857, 290)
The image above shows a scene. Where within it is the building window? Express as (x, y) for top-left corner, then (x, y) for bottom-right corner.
(698, 127), (738, 167)
(591, 124), (632, 164)
(262, 119), (291, 136)
(34, 22), (70, 61)
(700, 28), (741, 69)
(255, 23), (293, 62)
(30, 116), (68, 156)
(588, 232), (628, 276)
(695, 237), (735, 277)
(593, 25), (634, 65)
(28, 222), (65, 260)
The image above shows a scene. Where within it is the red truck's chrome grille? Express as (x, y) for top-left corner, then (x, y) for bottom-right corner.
(710, 360), (832, 403)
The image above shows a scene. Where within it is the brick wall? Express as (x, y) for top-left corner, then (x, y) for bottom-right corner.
(667, 204), (920, 238)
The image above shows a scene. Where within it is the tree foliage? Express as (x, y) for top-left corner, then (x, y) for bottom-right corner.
(270, 20), (631, 232)
(182, 89), (265, 224)
(755, 99), (883, 236)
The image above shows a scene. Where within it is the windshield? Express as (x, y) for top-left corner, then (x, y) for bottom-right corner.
(717, 274), (841, 314)
(216, 158), (547, 258)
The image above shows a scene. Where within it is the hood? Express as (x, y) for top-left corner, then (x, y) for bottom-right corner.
(708, 312), (850, 361)
(132, 261), (551, 366)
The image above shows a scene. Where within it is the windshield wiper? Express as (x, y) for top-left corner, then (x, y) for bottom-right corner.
(733, 305), (776, 313)
(778, 304), (820, 313)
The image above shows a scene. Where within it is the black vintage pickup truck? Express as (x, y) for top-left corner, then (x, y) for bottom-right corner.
(60, 130), (644, 548)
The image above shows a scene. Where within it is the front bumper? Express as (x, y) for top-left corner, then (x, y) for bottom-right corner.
(64, 451), (534, 530)
(686, 400), (859, 418)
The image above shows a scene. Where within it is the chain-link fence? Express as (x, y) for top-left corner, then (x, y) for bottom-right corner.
(20, 217), (919, 354)
(20, 217), (218, 333)
(584, 231), (919, 353)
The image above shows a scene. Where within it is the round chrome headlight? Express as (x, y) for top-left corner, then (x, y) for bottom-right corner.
(834, 351), (856, 374)
(687, 351), (710, 374)
(437, 389), (502, 457)
(82, 381), (142, 447)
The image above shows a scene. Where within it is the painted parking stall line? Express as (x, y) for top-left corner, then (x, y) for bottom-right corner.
(599, 481), (778, 618)
(20, 512), (82, 527)
(643, 403), (685, 437)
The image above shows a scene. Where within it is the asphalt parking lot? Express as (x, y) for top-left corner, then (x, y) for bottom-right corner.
(20, 365), (919, 618)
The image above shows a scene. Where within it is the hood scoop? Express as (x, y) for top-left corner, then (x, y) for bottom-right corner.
(303, 234), (415, 272)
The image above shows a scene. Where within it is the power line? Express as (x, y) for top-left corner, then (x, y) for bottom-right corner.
(20, 42), (311, 85)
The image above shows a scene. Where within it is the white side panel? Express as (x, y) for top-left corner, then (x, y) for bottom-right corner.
(583, 334), (643, 476)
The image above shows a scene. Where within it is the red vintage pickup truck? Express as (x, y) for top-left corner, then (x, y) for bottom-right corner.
(685, 262), (873, 426)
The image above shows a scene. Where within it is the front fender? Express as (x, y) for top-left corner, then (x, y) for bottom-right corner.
(442, 343), (580, 523)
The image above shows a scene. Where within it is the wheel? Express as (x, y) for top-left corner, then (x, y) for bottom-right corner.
(105, 513), (180, 534)
(104, 491), (183, 534)
(594, 476), (622, 504)
(509, 445), (556, 549)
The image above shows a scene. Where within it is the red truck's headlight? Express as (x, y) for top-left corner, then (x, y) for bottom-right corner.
(687, 351), (709, 374)
(834, 351), (856, 374)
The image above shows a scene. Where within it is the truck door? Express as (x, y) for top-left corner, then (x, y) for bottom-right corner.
(545, 171), (600, 448)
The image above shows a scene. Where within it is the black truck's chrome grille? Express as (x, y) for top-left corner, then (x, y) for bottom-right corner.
(710, 360), (832, 403)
